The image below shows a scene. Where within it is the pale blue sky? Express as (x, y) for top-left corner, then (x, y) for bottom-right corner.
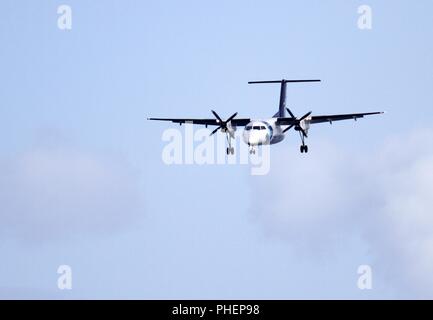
(1, 0), (433, 299)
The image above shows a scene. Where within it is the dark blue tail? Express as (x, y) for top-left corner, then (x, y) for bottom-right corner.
(248, 79), (321, 118)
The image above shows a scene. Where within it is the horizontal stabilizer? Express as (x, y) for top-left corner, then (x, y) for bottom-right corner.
(248, 79), (321, 84)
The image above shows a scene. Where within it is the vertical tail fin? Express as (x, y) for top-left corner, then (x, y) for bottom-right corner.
(248, 79), (321, 118)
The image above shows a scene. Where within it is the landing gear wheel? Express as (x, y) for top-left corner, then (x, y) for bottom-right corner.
(226, 147), (235, 155)
(305, 145), (308, 153)
(300, 145), (304, 153)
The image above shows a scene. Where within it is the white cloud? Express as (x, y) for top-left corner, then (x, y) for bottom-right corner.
(250, 129), (433, 296)
(0, 144), (143, 243)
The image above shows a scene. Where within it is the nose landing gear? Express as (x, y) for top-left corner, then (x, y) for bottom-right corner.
(247, 144), (256, 155)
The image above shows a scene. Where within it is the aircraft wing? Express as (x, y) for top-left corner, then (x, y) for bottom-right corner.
(147, 117), (251, 127)
(275, 118), (298, 125)
(276, 111), (383, 125)
(309, 112), (384, 124)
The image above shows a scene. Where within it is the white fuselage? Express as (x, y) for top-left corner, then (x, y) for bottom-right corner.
(242, 119), (285, 146)
(242, 117), (311, 146)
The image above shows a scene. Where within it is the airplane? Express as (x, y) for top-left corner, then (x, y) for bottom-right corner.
(148, 79), (384, 154)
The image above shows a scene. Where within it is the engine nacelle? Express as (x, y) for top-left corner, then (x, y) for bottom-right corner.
(224, 123), (236, 138)
(298, 119), (310, 135)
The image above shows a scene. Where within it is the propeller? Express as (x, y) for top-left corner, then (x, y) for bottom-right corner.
(282, 124), (295, 133)
(283, 108), (312, 136)
(286, 107), (296, 119)
(209, 110), (238, 136)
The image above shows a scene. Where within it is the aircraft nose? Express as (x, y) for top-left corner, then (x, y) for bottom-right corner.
(248, 133), (260, 146)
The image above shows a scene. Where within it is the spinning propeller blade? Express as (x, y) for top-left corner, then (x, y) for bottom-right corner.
(209, 110), (238, 136)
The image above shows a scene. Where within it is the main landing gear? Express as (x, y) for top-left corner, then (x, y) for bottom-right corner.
(299, 130), (308, 153)
(226, 132), (235, 155)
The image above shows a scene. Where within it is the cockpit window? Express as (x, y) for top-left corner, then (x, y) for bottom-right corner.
(247, 124), (267, 130)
